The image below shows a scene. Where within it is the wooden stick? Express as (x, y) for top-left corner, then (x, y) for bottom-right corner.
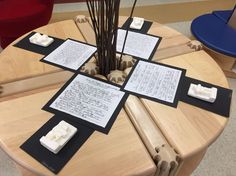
(0, 71), (72, 98)
(119, 0), (137, 67)
(86, 0), (126, 76)
(125, 95), (180, 176)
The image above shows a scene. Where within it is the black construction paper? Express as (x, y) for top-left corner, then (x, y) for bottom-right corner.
(121, 17), (153, 33)
(14, 32), (65, 55)
(180, 77), (232, 117)
(121, 59), (186, 107)
(43, 72), (129, 134)
(20, 115), (94, 174)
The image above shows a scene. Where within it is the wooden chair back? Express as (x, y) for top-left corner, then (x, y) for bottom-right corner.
(228, 5), (236, 30)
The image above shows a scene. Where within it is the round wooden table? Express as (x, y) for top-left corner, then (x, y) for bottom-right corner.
(0, 17), (230, 176)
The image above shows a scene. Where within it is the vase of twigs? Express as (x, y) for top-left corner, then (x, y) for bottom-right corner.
(86, 0), (121, 76)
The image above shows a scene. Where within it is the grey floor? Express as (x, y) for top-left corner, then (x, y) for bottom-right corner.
(1, 5), (236, 176)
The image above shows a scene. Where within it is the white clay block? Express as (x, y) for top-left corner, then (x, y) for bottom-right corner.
(188, 83), (217, 103)
(29, 32), (54, 47)
(130, 17), (144, 30)
(40, 121), (77, 154)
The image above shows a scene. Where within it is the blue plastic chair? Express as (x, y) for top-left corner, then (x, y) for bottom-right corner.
(191, 5), (236, 58)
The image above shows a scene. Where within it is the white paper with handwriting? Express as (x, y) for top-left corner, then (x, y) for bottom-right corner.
(124, 61), (182, 103)
(43, 39), (97, 70)
(116, 29), (160, 59)
(50, 74), (125, 128)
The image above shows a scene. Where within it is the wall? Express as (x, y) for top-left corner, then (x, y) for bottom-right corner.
(51, 0), (236, 24)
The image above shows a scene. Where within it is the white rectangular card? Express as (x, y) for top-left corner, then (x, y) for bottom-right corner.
(124, 60), (182, 103)
(43, 39), (97, 70)
(49, 74), (125, 128)
(116, 29), (160, 60)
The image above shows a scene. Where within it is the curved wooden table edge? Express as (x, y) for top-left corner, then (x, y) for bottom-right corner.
(0, 140), (46, 176)
(0, 17), (231, 176)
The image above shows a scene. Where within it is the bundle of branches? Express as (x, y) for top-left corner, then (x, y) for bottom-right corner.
(86, 0), (120, 76)
(86, 0), (137, 76)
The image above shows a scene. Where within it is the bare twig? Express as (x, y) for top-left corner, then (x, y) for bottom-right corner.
(86, 0), (136, 76)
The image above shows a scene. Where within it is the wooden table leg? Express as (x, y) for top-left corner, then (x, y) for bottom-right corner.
(176, 149), (207, 176)
(204, 47), (236, 79)
(16, 164), (39, 176)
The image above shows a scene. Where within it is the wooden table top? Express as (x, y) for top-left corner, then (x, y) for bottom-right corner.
(76, 16), (230, 159)
(0, 89), (156, 176)
(0, 17), (230, 176)
(0, 20), (78, 84)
